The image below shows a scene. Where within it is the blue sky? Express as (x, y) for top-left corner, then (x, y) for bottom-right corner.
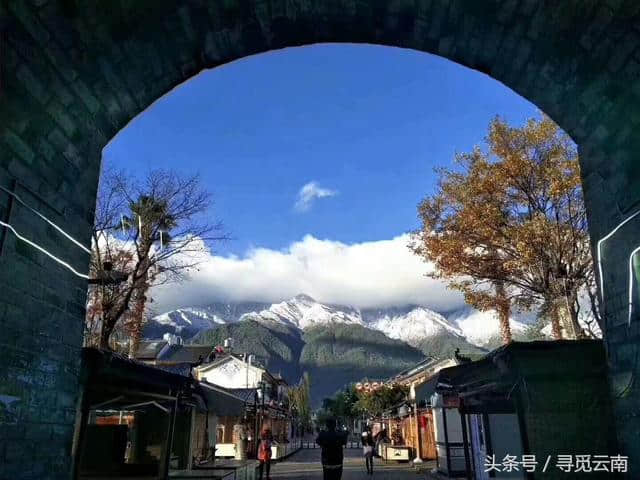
(104, 43), (539, 259)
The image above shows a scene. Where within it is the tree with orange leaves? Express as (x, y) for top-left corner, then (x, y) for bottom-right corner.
(411, 115), (600, 343)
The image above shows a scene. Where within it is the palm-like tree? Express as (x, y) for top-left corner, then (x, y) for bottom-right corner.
(89, 169), (226, 352)
(124, 195), (178, 357)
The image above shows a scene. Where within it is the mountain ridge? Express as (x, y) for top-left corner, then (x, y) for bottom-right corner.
(148, 295), (499, 404)
(144, 293), (529, 348)
(193, 320), (429, 406)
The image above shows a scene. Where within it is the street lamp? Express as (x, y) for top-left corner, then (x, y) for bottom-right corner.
(292, 405), (297, 436)
(409, 384), (423, 465)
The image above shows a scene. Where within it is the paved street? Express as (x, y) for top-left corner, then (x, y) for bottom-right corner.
(270, 448), (436, 480)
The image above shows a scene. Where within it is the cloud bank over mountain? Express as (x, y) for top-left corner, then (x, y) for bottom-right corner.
(151, 233), (466, 315)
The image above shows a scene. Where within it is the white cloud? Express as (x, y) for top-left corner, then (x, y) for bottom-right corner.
(294, 181), (337, 212)
(151, 234), (466, 314)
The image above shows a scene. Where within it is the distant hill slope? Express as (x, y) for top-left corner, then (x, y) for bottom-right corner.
(300, 323), (426, 404)
(414, 331), (487, 358)
(192, 320), (427, 406)
(153, 294), (509, 404)
(193, 319), (304, 385)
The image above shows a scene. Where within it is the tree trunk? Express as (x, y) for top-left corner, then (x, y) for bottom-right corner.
(549, 301), (563, 340)
(495, 282), (512, 344)
(127, 238), (152, 358)
(127, 300), (145, 358)
(565, 292), (585, 340)
(128, 274), (149, 358)
(100, 315), (115, 350)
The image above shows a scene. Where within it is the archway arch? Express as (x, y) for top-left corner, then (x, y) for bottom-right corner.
(1, 1), (639, 477)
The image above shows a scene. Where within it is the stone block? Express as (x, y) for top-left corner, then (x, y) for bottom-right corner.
(608, 32), (638, 72)
(25, 423), (53, 442)
(56, 390), (76, 409)
(3, 130), (35, 164)
(45, 101), (77, 138)
(8, 1), (50, 45)
(495, 0), (518, 25)
(16, 63), (50, 105)
(70, 79), (101, 114)
(427, 0), (447, 40)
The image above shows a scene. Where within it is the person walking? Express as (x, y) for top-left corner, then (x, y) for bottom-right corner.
(257, 429), (273, 480)
(361, 427), (375, 475)
(316, 418), (348, 480)
(373, 427), (387, 458)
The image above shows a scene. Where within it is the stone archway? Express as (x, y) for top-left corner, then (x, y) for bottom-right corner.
(1, 1), (639, 478)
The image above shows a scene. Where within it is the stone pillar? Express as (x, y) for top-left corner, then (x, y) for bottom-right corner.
(0, 175), (92, 479)
(580, 143), (640, 474)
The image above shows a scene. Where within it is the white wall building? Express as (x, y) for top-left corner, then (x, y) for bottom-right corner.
(195, 354), (267, 389)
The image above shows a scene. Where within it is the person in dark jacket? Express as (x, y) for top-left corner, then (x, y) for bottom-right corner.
(361, 427), (376, 475)
(373, 427), (388, 458)
(316, 418), (348, 480)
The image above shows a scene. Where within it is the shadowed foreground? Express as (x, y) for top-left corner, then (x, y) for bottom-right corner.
(271, 449), (436, 479)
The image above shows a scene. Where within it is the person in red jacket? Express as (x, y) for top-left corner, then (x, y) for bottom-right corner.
(257, 429), (273, 480)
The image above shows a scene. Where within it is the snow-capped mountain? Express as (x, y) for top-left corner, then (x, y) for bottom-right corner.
(144, 293), (528, 349)
(144, 301), (270, 339)
(240, 294), (364, 329)
(366, 306), (465, 348)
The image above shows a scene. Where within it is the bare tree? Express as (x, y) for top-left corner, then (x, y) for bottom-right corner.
(86, 168), (228, 352)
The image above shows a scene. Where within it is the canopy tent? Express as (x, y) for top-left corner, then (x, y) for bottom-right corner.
(74, 348), (194, 479)
(74, 348), (251, 479)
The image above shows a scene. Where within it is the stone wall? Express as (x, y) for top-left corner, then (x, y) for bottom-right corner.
(1, 1), (640, 478)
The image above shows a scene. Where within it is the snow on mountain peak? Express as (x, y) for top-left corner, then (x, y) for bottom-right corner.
(293, 293), (317, 304)
(368, 306), (464, 347)
(259, 295), (364, 329)
(146, 294), (535, 348)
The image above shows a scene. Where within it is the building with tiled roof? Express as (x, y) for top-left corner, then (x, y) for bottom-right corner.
(134, 334), (218, 376)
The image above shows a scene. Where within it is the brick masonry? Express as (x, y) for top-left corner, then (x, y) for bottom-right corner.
(1, 0), (640, 478)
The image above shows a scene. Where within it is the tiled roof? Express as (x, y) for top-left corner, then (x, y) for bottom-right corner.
(198, 382), (248, 416)
(81, 347), (193, 388)
(157, 344), (214, 363)
(136, 341), (168, 359)
(225, 387), (259, 404)
(197, 353), (266, 372)
(154, 363), (193, 377)
(135, 342), (215, 364)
